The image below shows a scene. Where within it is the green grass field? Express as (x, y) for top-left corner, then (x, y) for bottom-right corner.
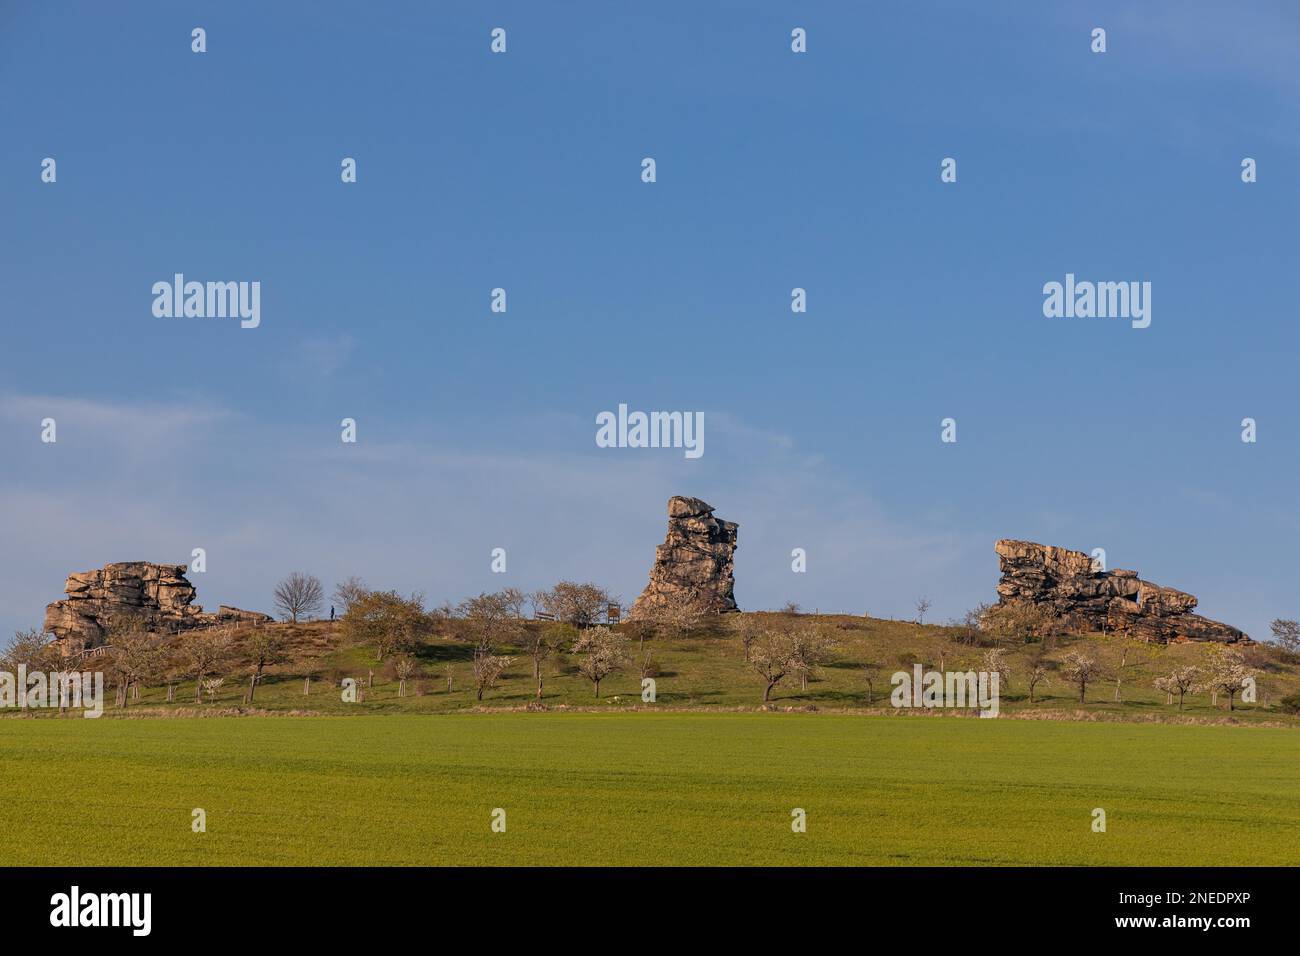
(3, 713), (1298, 866)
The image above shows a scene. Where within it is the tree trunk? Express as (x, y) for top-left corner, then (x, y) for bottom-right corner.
(764, 682), (774, 702)
(303, 676), (311, 696)
(594, 679), (601, 698)
(477, 686), (484, 701)
(248, 674), (257, 703)
(536, 675), (543, 699)
(398, 679), (406, 698)
(1078, 683), (1085, 704)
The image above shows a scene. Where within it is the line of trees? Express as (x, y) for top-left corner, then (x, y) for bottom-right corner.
(6, 575), (1290, 712)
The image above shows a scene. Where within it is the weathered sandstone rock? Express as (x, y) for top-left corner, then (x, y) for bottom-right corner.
(43, 562), (272, 649)
(629, 496), (738, 619)
(994, 539), (1246, 643)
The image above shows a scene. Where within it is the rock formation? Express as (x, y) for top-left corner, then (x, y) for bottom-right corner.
(630, 496), (738, 620)
(994, 540), (1246, 643)
(43, 562), (272, 649)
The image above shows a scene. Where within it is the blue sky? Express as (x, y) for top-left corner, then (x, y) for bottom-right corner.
(2, 1), (1298, 641)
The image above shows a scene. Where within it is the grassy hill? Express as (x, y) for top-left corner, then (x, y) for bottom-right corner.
(40, 612), (1300, 725)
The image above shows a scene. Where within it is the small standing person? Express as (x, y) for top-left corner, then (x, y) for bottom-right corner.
(330, 605), (335, 622)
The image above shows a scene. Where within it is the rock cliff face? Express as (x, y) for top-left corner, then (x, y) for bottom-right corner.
(994, 539), (1246, 643)
(43, 562), (272, 649)
(630, 496), (738, 619)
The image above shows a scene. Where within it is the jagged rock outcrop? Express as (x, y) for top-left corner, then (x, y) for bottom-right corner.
(43, 562), (272, 649)
(994, 540), (1246, 643)
(630, 496), (738, 619)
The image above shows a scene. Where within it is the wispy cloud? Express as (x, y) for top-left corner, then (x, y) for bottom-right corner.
(289, 333), (356, 379)
(0, 392), (966, 634)
(0, 392), (227, 436)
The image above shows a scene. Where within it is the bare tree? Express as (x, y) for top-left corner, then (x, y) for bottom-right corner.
(529, 634), (551, 698)
(981, 647), (1013, 695)
(862, 660), (880, 706)
(571, 626), (629, 697)
(471, 651), (513, 701)
(53, 643), (89, 714)
(1269, 619), (1300, 655)
(1026, 656), (1051, 703)
(625, 618), (655, 657)
(646, 599), (702, 641)
(980, 602), (1056, 647)
(534, 581), (611, 629)
(750, 629), (799, 703)
(915, 597), (932, 625)
(183, 629), (234, 703)
(1154, 666), (1200, 710)
(1109, 640), (1143, 703)
(728, 615), (762, 662)
(394, 656), (417, 697)
(458, 591), (525, 655)
(1, 627), (52, 671)
(1059, 651), (1100, 704)
(107, 627), (165, 708)
(954, 604), (989, 646)
(519, 623), (553, 683)
(244, 630), (286, 703)
(499, 587), (529, 619)
(274, 572), (324, 623)
(332, 576), (369, 615)
(787, 626), (838, 692)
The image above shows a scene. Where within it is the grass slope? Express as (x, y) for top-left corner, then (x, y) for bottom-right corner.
(2, 714), (1298, 866)
(50, 614), (1300, 724)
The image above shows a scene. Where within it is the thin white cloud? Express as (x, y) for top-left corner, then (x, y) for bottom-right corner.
(0, 393), (962, 634)
(290, 333), (356, 379)
(0, 392), (227, 436)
